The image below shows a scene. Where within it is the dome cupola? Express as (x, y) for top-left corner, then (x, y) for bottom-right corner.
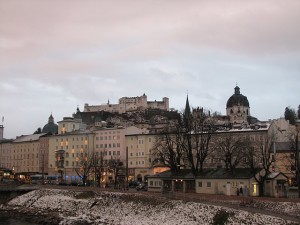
(226, 86), (249, 108)
(42, 114), (58, 134)
(226, 86), (250, 126)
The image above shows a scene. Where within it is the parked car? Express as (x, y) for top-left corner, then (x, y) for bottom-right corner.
(136, 183), (148, 191)
(128, 180), (141, 188)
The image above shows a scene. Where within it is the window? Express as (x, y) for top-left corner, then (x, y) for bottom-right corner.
(198, 182), (202, 188)
(207, 182), (211, 188)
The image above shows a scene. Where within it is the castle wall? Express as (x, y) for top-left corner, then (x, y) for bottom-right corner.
(84, 95), (169, 113)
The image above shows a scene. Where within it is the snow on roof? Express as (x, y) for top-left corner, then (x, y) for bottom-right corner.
(267, 172), (281, 179)
(13, 133), (47, 143)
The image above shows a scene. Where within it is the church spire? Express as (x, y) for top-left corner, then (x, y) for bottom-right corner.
(185, 94), (191, 116)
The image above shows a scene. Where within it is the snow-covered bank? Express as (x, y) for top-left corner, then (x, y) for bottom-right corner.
(0, 189), (299, 225)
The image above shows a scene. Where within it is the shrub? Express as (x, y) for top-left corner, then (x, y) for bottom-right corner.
(212, 210), (233, 225)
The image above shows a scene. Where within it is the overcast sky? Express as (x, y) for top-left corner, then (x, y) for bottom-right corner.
(1, 0), (299, 139)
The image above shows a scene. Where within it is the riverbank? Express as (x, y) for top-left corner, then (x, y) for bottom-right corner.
(0, 188), (299, 225)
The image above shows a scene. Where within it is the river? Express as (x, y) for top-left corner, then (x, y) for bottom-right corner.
(0, 216), (39, 225)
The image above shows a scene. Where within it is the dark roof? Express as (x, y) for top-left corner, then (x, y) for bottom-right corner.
(226, 86), (250, 108)
(150, 169), (195, 180)
(197, 168), (256, 179)
(150, 168), (258, 180)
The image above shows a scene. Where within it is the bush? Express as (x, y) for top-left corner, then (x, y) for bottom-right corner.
(212, 210), (233, 225)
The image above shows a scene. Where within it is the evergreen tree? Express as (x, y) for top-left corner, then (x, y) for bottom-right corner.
(285, 107), (296, 125)
(34, 127), (42, 134)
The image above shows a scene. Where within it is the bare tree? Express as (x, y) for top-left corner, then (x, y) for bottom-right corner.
(151, 106), (216, 176)
(182, 108), (215, 175)
(243, 133), (274, 197)
(285, 128), (300, 197)
(74, 152), (93, 185)
(151, 124), (185, 172)
(108, 157), (125, 188)
(91, 152), (106, 187)
(212, 134), (247, 173)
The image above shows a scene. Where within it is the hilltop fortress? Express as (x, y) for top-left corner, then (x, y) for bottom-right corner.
(84, 93), (169, 113)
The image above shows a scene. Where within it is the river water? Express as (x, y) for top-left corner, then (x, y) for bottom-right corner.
(0, 216), (39, 225)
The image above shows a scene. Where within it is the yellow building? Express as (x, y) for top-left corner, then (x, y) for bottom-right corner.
(125, 132), (169, 182)
(48, 131), (94, 183)
(0, 139), (13, 170)
(11, 133), (46, 179)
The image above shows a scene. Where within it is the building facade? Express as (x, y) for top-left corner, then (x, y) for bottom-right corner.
(0, 139), (13, 170)
(48, 131), (94, 183)
(126, 133), (154, 182)
(11, 133), (46, 178)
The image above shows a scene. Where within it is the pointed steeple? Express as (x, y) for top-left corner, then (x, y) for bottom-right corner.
(185, 94), (191, 116)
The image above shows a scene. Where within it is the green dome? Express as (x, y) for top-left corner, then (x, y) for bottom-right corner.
(42, 114), (58, 134)
(226, 86), (249, 108)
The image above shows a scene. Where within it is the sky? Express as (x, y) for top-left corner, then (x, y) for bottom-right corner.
(0, 0), (299, 139)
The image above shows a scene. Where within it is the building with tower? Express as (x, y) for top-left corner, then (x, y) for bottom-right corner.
(226, 86), (253, 127)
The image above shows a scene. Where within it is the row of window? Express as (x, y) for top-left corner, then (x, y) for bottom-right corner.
(198, 181), (245, 188)
(62, 150), (121, 158)
(149, 180), (162, 187)
(96, 143), (121, 148)
(129, 161), (145, 165)
(95, 135), (120, 141)
(130, 152), (145, 156)
(13, 148), (39, 153)
(13, 154), (39, 159)
(56, 137), (88, 142)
